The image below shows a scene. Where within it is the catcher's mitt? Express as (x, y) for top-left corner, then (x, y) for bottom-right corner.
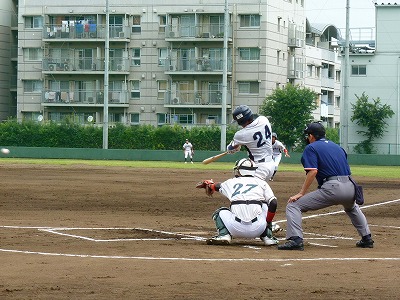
(196, 179), (215, 197)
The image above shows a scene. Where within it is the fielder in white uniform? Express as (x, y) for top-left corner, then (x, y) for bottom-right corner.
(227, 105), (275, 181)
(270, 132), (290, 181)
(182, 139), (194, 163)
(197, 158), (279, 246)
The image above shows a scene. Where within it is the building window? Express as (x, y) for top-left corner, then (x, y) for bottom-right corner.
(130, 80), (140, 99)
(132, 15), (141, 33)
(157, 113), (167, 125)
(25, 16), (43, 29)
(132, 48), (141, 66)
(277, 50), (281, 65)
(24, 80), (43, 93)
(307, 64), (313, 77)
(336, 96), (340, 108)
(239, 48), (260, 61)
(158, 48), (167, 66)
(23, 48), (43, 61)
(130, 113), (140, 125)
(351, 65), (366, 76)
(240, 15), (260, 27)
(157, 80), (167, 100)
(238, 81), (259, 94)
(316, 66), (321, 78)
(336, 70), (341, 82)
(23, 112), (42, 122)
(159, 15), (166, 33)
(173, 114), (193, 125)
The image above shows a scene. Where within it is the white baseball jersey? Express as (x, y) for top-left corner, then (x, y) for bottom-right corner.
(228, 116), (275, 180)
(217, 176), (276, 239)
(183, 142), (193, 152)
(272, 139), (287, 157)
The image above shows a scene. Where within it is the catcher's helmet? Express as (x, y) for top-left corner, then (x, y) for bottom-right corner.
(233, 158), (258, 177)
(232, 105), (253, 126)
(272, 132), (277, 138)
(304, 122), (326, 140)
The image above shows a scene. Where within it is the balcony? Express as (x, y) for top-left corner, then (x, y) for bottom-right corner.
(165, 90), (232, 107)
(42, 58), (129, 73)
(166, 23), (232, 41)
(43, 24), (130, 41)
(42, 90), (129, 106)
(165, 57), (232, 74)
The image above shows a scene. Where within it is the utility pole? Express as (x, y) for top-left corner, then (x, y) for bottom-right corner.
(341, 0), (350, 152)
(220, 0), (228, 151)
(103, 0), (110, 149)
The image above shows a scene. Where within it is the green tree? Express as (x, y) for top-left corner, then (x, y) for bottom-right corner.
(350, 92), (394, 154)
(260, 83), (318, 151)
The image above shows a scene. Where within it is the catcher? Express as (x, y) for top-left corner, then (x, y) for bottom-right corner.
(196, 158), (279, 246)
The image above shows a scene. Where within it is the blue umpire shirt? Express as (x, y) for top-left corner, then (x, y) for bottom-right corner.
(301, 138), (351, 187)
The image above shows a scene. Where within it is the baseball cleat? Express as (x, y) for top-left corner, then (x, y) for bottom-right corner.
(261, 235), (279, 246)
(356, 239), (374, 248)
(277, 240), (304, 251)
(271, 222), (282, 233)
(206, 234), (232, 245)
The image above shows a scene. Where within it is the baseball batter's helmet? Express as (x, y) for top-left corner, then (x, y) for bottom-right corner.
(272, 132), (277, 138)
(304, 122), (326, 140)
(233, 158), (258, 177)
(232, 105), (253, 126)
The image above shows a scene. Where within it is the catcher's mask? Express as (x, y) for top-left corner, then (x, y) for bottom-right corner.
(233, 158), (258, 177)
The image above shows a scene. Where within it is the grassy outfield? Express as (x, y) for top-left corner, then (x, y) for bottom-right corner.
(0, 158), (398, 179)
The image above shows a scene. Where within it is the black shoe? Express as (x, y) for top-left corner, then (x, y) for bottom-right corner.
(356, 239), (374, 248)
(277, 239), (304, 251)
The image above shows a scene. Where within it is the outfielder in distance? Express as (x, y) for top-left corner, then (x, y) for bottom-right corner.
(182, 138), (194, 164)
(270, 132), (290, 181)
(226, 105), (275, 181)
(196, 158), (279, 246)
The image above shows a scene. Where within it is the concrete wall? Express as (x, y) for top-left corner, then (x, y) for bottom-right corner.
(1, 147), (399, 166)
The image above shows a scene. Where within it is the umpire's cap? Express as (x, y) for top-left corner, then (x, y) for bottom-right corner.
(304, 122), (326, 140)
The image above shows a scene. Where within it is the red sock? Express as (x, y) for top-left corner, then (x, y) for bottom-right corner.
(266, 212), (275, 224)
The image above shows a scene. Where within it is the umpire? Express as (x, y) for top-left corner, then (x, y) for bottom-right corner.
(278, 122), (374, 251)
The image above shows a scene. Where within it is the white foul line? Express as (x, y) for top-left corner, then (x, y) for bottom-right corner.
(0, 248), (399, 262)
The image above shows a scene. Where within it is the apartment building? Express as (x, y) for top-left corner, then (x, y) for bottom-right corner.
(0, 0), (17, 120)
(11, 0), (341, 129)
(344, 3), (399, 154)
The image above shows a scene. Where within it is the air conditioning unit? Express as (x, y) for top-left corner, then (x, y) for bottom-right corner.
(64, 64), (70, 71)
(48, 63), (57, 71)
(117, 64), (124, 71)
(202, 32), (210, 38)
(119, 31), (125, 38)
(169, 31), (175, 38)
(172, 97), (180, 104)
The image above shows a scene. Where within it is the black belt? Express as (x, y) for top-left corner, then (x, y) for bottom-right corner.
(257, 158), (265, 163)
(324, 176), (350, 182)
(235, 216), (258, 223)
(231, 200), (263, 206)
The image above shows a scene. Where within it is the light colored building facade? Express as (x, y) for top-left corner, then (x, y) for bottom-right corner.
(12, 0), (341, 131)
(0, 0), (18, 120)
(344, 3), (400, 154)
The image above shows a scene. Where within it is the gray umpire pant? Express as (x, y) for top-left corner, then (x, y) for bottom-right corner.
(285, 176), (371, 240)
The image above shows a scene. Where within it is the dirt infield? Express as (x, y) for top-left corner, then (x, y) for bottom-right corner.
(0, 163), (399, 299)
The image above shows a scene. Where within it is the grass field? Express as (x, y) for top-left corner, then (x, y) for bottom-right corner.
(0, 158), (398, 178)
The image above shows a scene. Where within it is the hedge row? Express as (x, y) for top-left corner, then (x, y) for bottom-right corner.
(0, 120), (236, 151)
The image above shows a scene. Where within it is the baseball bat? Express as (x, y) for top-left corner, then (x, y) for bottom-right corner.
(202, 151), (228, 165)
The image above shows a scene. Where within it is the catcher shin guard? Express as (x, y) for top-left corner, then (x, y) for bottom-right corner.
(212, 207), (230, 236)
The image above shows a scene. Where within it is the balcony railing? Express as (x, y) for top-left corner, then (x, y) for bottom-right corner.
(43, 24), (130, 40)
(165, 89), (231, 106)
(42, 89), (129, 105)
(166, 23), (232, 40)
(42, 58), (129, 72)
(166, 57), (232, 73)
